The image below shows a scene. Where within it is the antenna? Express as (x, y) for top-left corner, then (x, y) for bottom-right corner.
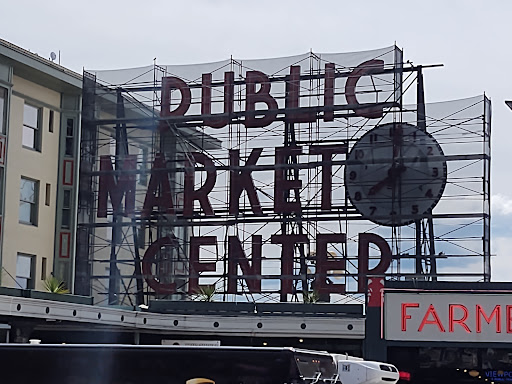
(49, 52), (57, 62)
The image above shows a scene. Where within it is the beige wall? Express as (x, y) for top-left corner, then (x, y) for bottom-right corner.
(2, 75), (61, 290)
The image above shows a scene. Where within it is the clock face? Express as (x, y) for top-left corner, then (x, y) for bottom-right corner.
(345, 123), (447, 226)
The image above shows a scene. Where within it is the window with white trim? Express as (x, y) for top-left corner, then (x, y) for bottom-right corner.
(61, 189), (71, 228)
(19, 177), (38, 225)
(16, 253), (35, 289)
(22, 103), (41, 150)
(65, 117), (74, 156)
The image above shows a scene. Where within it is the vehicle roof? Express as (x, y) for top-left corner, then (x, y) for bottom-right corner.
(0, 344), (332, 355)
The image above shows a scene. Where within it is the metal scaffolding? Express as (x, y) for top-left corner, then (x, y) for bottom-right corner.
(76, 47), (491, 306)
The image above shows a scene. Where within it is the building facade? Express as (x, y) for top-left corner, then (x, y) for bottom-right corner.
(0, 39), (81, 292)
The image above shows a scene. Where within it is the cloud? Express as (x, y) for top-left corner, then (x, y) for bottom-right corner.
(424, 234), (512, 283)
(492, 194), (512, 216)
(491, 236), (512, 282)
(436, 259), (484, 282)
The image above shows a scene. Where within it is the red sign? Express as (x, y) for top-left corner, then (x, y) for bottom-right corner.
(97, 149), (393, 295)
(385, 292), (512, 343)
(89, 47), (405, 299)
(159, 60), (385, 129)
(140, 233), (391, 295)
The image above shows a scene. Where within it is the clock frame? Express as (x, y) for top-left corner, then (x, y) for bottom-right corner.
(344, 122), (447, 226)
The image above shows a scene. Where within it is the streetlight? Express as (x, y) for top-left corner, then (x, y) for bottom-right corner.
(506, 100), (512, 110)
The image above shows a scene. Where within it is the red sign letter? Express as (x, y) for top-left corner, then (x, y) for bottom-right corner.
(313, 234), (346, 294)
(476, 304), (501, 333)
(142, 236), (178, 294)
(160, 76), (191, 130)
(245, 71), (278, 128)
(201, 72), (234, 128)
(324, 63), (335, 122)
(285, 66), (316, 124)
(97, 155), (137, 218)
(271, 234), (308, 296)
(188, 236), (217, 294)
(227, 235), (262, 293)
(418, 304), (446, 332)
(183, 152), (217, 216)
(345, 59), (384, 119)
(141, 153), (174, 218)
(229, 148), (263, 215)
(507, 305), (512, 333)
(449, 304), (471, 333)
(357, 233), (392, 293)
(310, 144), (348, 210)
(274, 147), (303, 214)
(401, 303), (419, 331)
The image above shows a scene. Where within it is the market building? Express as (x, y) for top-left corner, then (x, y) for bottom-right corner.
(0, 38), (500, 384)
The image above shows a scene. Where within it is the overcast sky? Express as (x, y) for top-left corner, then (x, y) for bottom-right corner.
(3, 0), (512, 280)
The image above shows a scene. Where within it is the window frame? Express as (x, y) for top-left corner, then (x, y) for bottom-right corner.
(22, 103), (41, 151)
(0, 87), (7, 135)
(61, 188), (71, 229)
(64, 117), (74, 157)
(19, 177), (39, 225)
(48, 110), (54, 133)
(45, 183), (51, 206)
(16, 253), (35, 289)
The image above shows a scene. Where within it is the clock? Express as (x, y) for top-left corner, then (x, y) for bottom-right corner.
(344, 122), (447, 226)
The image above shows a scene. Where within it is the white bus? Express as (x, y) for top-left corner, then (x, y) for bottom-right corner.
(332, 354), (400, 384)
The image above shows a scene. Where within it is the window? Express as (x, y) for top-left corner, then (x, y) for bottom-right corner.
(45, 183), (51, 206)
(41, 257), (47, 280)
(49, 110), (54, 133)
(16, 254), (35, 289)
(22, 104), (41, 150)
(0, 87), (6, 135)
(65, 118), (74, 156)
(61, 189), (71, 228)
(19, 177), (38, 225)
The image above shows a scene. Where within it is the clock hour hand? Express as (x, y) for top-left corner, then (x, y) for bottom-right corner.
(368, 164), (407, 196)
(368, 175), (391, 196)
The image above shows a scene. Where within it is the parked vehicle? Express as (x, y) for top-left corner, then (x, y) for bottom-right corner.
(332, 354), (400, 384)
(0, 344), (341, 384)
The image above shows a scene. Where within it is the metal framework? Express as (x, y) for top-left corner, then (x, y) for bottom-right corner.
(76, 47), (491, 306)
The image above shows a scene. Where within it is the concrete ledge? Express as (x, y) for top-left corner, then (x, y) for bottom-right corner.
(0, 295), (365, 339)
(149, 300), (363, 317)
(0, 287), (93, 305)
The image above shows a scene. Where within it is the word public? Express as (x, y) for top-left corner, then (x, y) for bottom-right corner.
(159, 59), (385, 128)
